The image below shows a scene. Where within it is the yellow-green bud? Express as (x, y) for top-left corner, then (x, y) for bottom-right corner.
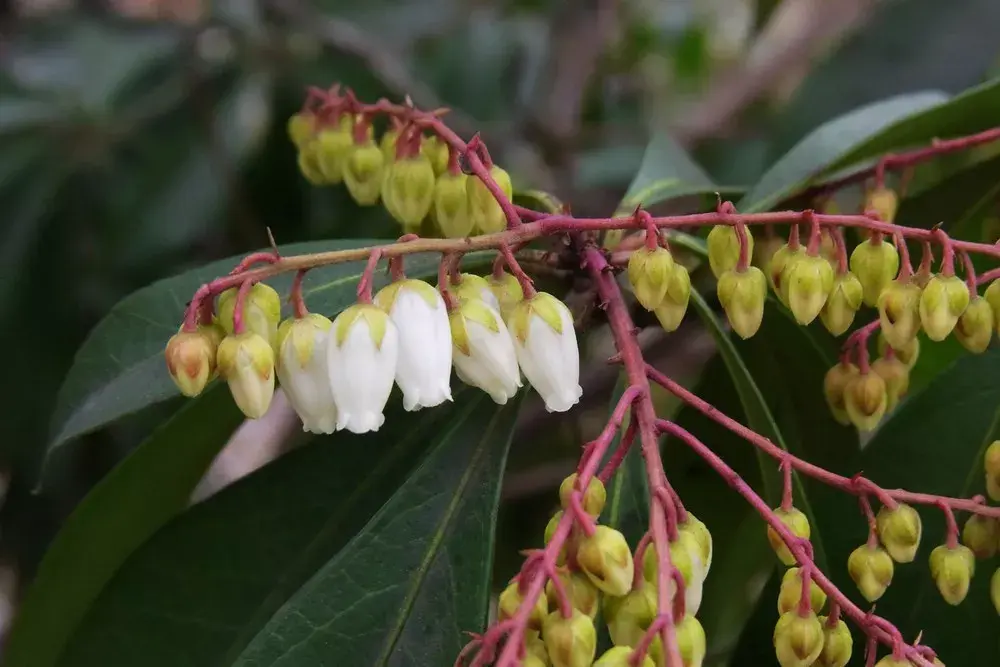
(523, 650), (548, 667)
(525, 630), (550, 667)
(877, 332), (920, 369)
(844, 371), (888, 432)
(433, 172), (473, 238)
(545, 511), (563, 545)
(984, 280), (1000, 335)
(559, 473), (607, 517)
(824, 362), (859, 426)
(544, 511), (577, 567)
(217, 283), (282, 351)
(498, 580), (548, 630)
(707, 225), (753, 278)
(768, 244), (805, 300)
(961, 514), (999, 559)
(866, 186), (899, 223)
(542, 609), (596, 667)
(876, 503), (923, 563)
(287, 111), (316, 148)
(546, 570), (600, 619)
(297, 140), (328, 185)
(488, 270), (524, 321)
(165, 325), (221, 397)
(717, 266), (767, 339)
(379, 127), (400, 163)
(674, 614), (707, 667)
(929, 544), (975, 605)
(767, 507), (811, 566)
(653, 263), (691, 333)
(421, 134), (449, 176)
(986, 441), (1000, 502)
(873, 658), (912, 667)
(606, 586), (656, 648)
(467, 165), (514, 234)
(577, 526), (635, 596)
(216, 332), (276, 419)
(878, 279), (922, 349)
(773, 611), (825, 667)
(785, 254), (835, 325)
(777, 567), (827, 615)
(954, 295), (993, 353)
(594, 646), (654, 667)
(382, 154), (436, 230)
(642, 532), (706, 617)
(847, 544), (894, 602)
(342, 140), (386, 206)
(315, 119), (359, 183)
(628, 247), (675, 311)
(918, 275), (970, 341)
(678, 513), (712, 573)
(871, 356), (909, 411)
(815, 617), (853, 667)
(992, 568), (1000, 615)
(753, 235), (784, 274)
(851, 237), (900, 307)
(820, 272), (863, 336)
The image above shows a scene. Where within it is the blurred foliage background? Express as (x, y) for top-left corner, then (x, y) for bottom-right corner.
(2, 0), (1000, 658)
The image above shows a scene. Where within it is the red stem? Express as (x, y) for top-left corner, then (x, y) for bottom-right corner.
(231, 280), (254, 335)
(805, 210), (821, 255)
(833, 227), (849, 274)
(498, 243), (537, 299)
(895, 234), (914, 280)
(934, 227), (956, 276)
(290, 270), (309, 318)
(356, 249), (384, 304)
(961, 251), (978, 296)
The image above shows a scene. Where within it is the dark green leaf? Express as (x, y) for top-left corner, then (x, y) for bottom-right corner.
(5, 385), (244, 667)
(599, 376), (648, 545)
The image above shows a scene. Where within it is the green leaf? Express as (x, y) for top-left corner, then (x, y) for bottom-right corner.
(599, 376), (648, 545)
(5, 384), (244, 667)
(45, 241), (491, 463)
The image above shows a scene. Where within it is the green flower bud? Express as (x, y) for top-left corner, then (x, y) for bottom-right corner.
(547, 569), (600, 619)
(986, 441), (1000, 502)
(984, 280), (1000, 335)
(777, 567), (827, 615)
(628, 247), (675, 310)
(606, 586), (656, 648)
(929, 544), (975, 605)
(342, 140), (385, 205)
(545, 511), (563, 545)
(165, 325), (222, 397)
(594, 646), (654, 667)
(217, 283), (282, 351)
(577, 526), (635, 596)
(866, 186), (899, 222)
(847, 544), (894, 601)
(954, 295), (993, 353)
(287, 111), (315, 148)
(379, 127), (400, 163)
(961, 514), (999, 559)
(767, 507), (811, 566)
(297, 140), (327, 185)
(421, 134), (449, 176)
(678, 513), (713, 573)
(542, 609), (597, 667)
(873, 658), (912, 667)
(717, 266), (768, 339)
(877, 332), (920, 369)
(871, 356), (909, 411)
(844, 371), (888, 431)
(815, 617), (853, 667)
(773, 611), (824, 667)
(674, 614), (707, 667)
(877, 503), (923, 563)
(820, 272), (863, 336)
(653, 263), (691, 333)
(785, 254), (835, 325)
(768, 244), (805, 300)
(315, 118), (359, 183)
(824, 362), (859, 426)
(992, 568), (1000, 615)
(851, 237), (900, 307)
(878, 279), (922, 349)
(918, 275), (970, 341)
(216, 332), (276, 419)
(753, 235), (784, 274)
(559, 473), (607, 517)
(525, 630), (549, 664)
(382, 154), (436, 230)
(498, 580), (548, 630)
(467, 165), (514, 234)
(433, 172), (473, 238)
(642, 531), (706, 616)
(489, 271), (524, 321)
(707, 225), (753, 278)
(524, 651), (549, 667)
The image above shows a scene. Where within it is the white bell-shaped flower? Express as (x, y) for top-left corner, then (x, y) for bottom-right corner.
(375, 279), (453, 411)
(276, 314), (338, 434)
(507, 292), (582, 412)
(448, 273), (501, 312)
(449, 298), (522, 404)
(327, 304), (399, 433)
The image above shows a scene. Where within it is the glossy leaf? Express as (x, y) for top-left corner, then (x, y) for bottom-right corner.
(5, 385), (244, 667)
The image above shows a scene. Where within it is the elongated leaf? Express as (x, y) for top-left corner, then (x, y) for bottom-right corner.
(5, 385), (244, 667)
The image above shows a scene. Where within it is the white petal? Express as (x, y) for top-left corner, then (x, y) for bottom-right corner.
(453, 307), (522, 404)
(389, 290), (453, 410)
(513, 305), (581, 412)
(327, 317), (399, 433)
(278, 328), (338, 434)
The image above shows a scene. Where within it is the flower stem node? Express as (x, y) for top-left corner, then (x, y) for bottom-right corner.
(488, 270), (525, 320)
(961, 514), (999, 559)
(577, 526), (635, 597)
(777, 567), (827, 614)
(717, 266), (768, 339)
(342, 140), (386, 205)
(785, 254), (834, 325)
(991, 567), (1000, 615)
(643, 532), (707, 615)
(216, 332), (275, 419)
(606, 586), (655, 648)
(498, 580), (547, 631)
(327, 304), (399, 433)
(508, 293), (583, 413)
(918, 275), (970, 341)
(627, 246), (675, 311)
(467, 165), (514, 234)
(678, 513), (713, 573)
(871, 356), (909, 411)
(448, 273), (501, 311)
(866, 186), (900, 222)
(878, 280), (923, 349)
(542, 608), (597, 667)
(929, 544), (976, 605)
(823, 362), (859, 426)
(707, 224), (753, 278)
(433, 172), (473, 238)
(876, 503), (923, 563)
(559, 473), (607, 517)
(382, 154), (437, 229)
(315, 116), (357, 183)
(878, 333), (920, 369)
(165, 325), (222, 397)
(985, 441), (1000, 501)
(768, 244), (804, 301)
(375, 279), (453, 411)
(276, 314), (338, 434)
(851, 237), (900, 307)
(594, 646), (654, 667)
(217, 282), (282, 351)
(954, 296), (994, 353)
(773, 611), (825, 667)
(653, 263), (692, 333)
(847, 544), (894, 601)
(546, 569), (600, 619)
(767, 507), (811, 566)
(844, 371), (888, 432)
(815, 616), (853, 667)
(820, 272), (863, 336)
(449, 298), (521, 404)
